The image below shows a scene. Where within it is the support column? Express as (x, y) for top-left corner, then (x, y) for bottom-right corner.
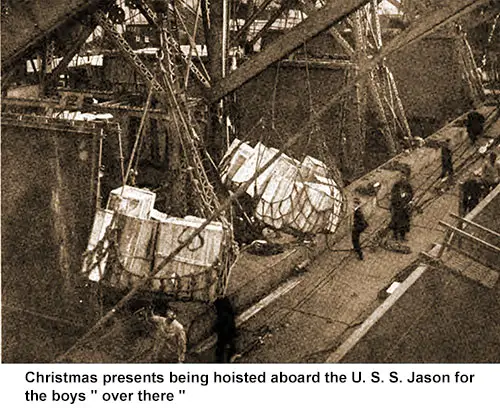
(343, 10), (367, 180)
(202, 0), (227, 166)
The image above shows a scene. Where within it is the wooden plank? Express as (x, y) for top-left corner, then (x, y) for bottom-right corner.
(209, 0), (371, 102)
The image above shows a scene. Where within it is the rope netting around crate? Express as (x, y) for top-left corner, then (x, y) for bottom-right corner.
(220, 136), (345, 237)
(254, 161), (343, 235)
(81, 211), (236, 303)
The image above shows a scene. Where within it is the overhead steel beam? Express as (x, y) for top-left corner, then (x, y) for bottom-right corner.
(247, 0), (298, 48)
(44, 19), (99, 91)
(1, 0), (109, 71)
(1, 97), (174, 120)
(232, 0), (276, 46)
(212, 0), (493, 179)
(209, 0), (371, 102)
(298, 0), (355, 56)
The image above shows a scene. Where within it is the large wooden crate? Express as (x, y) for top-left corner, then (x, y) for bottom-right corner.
(107, 214), (158, 290)
(83, 209), (230, 301)
(106, 185), (156, 219)
(153, 216), (226, 301)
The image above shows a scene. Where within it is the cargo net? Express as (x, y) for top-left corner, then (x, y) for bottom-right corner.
(220, 139), (344, 237)
(81, 187), (236, 303)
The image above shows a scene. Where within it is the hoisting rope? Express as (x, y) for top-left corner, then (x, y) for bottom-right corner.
(125, 85), (153, 185)
(117, 123), (126, 187)
(480, 12), (499, 70)
(96, 129), (104, 209)
(57, 97), (350, 361)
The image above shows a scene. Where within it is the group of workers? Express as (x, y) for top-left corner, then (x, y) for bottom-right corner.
(128, 296), (238, 364)
(352, 169), (414, 260)
(351, 107), (499, 260)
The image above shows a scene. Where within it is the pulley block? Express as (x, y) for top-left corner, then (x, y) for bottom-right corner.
(108, 6), (126, 24)
(125, 0), (139, 9)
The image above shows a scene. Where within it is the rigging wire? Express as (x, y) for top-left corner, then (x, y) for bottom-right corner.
(270, 61), (281, 130)
(125, 85), (153, 185)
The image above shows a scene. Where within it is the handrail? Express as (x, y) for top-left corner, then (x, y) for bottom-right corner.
(450, 213), (500, 240)
(439, 221), (500, 254)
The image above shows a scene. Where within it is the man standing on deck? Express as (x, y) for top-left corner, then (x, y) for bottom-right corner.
(130, 304), (187, 363)
(389, 170), (414, 241)
(352, 197), (368, 260)
(481, 152), (500, 192)
(465, 110), (485, 145)
(440, 138), (454, 181)
(214, 296), (237, 363)
(461, 173), (484, 215)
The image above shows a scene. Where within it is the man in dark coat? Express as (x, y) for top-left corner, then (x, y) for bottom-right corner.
(389, 171), (414, 241)
(465, 111), (485, 145)
(462, 174), (484, 214)
(214, 297), (237, 363)
(440, 138), (454, 180)
(352, 198), (368, 260)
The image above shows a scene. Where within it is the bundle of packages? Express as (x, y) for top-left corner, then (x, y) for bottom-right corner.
(221, 140), (344, 235)
(82, 186), (232, 301)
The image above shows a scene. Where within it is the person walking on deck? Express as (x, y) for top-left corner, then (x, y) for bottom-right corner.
(465, 110), (485, 145)
(462, 173), (484, 214)
(352, 198), (368, 260)
(481, 152), (500, 192)
(440, 138), (454, 181)
(214, 296), (237, 363)
(389, 170), (414, 241)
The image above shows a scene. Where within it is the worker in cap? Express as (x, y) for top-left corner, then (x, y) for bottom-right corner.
(151, 306), (187, 363)
(129, 301), (187, 363)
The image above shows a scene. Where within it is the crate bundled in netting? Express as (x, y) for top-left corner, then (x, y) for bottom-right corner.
(220, 139), (345, 236)
(81, 186), (235, 302)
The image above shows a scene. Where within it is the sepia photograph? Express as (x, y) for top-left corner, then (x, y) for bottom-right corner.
(1, 0), (500, 366)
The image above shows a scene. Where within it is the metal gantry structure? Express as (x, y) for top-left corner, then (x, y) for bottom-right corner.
(2, 1), (495, 182)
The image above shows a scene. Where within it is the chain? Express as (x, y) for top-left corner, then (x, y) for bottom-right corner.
(95, 11), (164, 93)
(138, 0), (211, 88)
(46, 40), (57, 73)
